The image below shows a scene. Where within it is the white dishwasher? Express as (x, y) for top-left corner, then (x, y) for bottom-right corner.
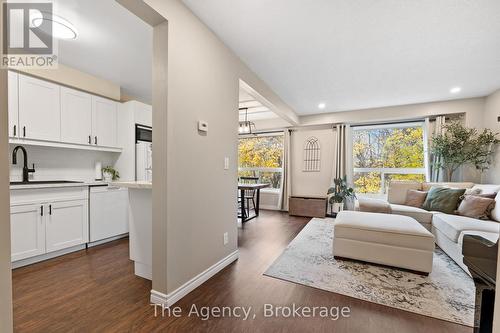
(89, 185), (129, 242)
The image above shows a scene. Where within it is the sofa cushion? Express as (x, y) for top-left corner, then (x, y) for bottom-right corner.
(492, 192), (500, 222)
(432, 213), (500, 243)
(387, 181), (422, 205)
(404, 190), (428, 208)
(456, 195), (496, 220)
(422, 182), (474, 191)
(422, 186), (466, 214)
(471, 184), (500, 195)
(390, 204), (433, 224)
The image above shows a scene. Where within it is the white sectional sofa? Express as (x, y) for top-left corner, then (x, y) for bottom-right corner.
(358, 181), (500, 274)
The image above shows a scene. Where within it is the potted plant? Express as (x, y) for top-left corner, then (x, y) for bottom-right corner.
(102, 166), (120, 182)
(327, 177), (356, 215)
(431, 122), (500, 181)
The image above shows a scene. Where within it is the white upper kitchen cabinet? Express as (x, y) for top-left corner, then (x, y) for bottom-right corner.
(61, 87), (93, 145)
(8, 71), (19, 138)
(18, 74), (61, 142)
(10, 203), (45, 262)
(92, 96), (118, 147)
(46, 199), (89, 253)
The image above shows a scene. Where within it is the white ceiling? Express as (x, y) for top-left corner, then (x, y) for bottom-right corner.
(239, 88), (279, 121)
(183, 0), (500, 115)
(53, 0), (152, 103)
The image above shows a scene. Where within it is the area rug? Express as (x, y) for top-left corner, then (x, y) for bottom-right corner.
(264, 218), (475, 327)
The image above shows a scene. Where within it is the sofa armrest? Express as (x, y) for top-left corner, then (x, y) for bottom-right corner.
(357, 198), (392, 214)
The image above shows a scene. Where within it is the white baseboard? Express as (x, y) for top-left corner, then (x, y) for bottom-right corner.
(87, 234), (129, 248)
(150, 250), (239, 307)
(12, 244), (86, 269)
(259, 205), (280, 211)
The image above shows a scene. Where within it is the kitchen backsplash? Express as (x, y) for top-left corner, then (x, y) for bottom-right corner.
(9, 144), (118, 182)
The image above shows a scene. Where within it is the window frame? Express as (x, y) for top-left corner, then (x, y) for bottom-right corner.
(350, 121), (428, 196)
(238, 133), (284, 193)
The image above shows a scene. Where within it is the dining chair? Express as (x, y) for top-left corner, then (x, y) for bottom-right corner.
(239, 176), (259, 217)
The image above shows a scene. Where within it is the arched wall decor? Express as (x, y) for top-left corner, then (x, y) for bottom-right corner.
(303, 137), (321, 172)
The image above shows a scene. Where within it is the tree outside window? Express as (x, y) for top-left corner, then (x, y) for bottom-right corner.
(353, 124), (426, 194)
(238, 135), (283, 190)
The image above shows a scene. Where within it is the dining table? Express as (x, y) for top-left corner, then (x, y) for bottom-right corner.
(238, 183), (270, 223)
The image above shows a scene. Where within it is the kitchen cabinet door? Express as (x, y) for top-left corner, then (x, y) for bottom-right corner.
(46, 199), (89, 253)
(92, 96), (117, 147)
(61, 87), (92, 145)
(8, 71), (19, 138)
(10, 204), (45, 261)
(18, 74), (61, 141)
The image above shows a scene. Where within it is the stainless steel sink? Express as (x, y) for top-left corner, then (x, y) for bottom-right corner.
(10, 180), (84, 186)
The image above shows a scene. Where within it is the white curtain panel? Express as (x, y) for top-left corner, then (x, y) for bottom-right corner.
(332, 124), (348, 180)
(279, 129), (292, 211)
(429, 116), (446, 182)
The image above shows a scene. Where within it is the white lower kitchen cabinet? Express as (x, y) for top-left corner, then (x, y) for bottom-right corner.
(46, 199), (89, 253)
(10, 187), (89, 264)
(10, 204), (45, 262)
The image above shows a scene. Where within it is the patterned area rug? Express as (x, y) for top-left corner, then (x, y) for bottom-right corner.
(264, 218), (475, 327)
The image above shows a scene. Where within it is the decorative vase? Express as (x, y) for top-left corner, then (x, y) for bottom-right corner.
(103, 172), (113, 182)
(331, 202), (344, 214)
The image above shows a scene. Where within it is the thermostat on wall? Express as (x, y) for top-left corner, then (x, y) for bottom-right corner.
(198, 121), (208, 132)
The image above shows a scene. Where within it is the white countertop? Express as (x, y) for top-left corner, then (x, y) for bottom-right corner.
(111, 181), (152, 189)
(10, 181), (110, 190)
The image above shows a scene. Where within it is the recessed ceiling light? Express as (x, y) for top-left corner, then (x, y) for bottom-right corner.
(450, 87), (462, 94)
(31, 11), (78, 40)
(318, 103), (326, 110)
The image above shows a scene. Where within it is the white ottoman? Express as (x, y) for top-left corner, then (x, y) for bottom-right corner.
(333, 211), (435, 274)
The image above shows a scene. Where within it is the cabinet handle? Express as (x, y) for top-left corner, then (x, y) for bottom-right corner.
(23, 126), (26, 137)
(13, 125), (16, 137)
(49, 204), (52, 215)
(88, 135), (91, 144)
(95, 136), (98, 145)
(40, 205), (44, 216)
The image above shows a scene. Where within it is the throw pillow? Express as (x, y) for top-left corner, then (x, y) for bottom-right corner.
(404, 190), (428, 208)
(456, 195), (496, 220)
(422, 186), (466, 214)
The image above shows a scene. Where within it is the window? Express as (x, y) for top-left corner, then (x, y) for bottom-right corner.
(352, 122), (426, 195)
(238, 135), (283, 190)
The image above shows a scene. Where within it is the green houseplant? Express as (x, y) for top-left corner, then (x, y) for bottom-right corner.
(327, 177), (356, 214)
(431, 122), (499, 181)
(102, 166), (120, 182)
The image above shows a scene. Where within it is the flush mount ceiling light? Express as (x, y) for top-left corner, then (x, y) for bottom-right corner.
(31, 11), (78, 40)
(238, 108), (256, 135)
(318, 103), (326, 110)
(450, 87), (462, 94)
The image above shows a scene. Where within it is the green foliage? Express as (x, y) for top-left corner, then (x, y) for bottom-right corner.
(431, 122), (500, 181)
(353, 126), (425, 193)
(328, 177), (356, 204)
(238, 136), (283, 189)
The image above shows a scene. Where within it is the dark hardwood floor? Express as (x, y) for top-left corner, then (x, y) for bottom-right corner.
(12, 211), (472, 333)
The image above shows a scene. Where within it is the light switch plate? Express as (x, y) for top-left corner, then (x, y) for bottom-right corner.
(224, 157), (229, 170)
(198, 121), (208, 132)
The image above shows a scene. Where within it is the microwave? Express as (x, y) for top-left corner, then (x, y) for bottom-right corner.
(136, 124), (152, 143)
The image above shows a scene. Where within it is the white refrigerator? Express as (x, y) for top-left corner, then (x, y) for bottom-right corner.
(136, 142), (152, 181)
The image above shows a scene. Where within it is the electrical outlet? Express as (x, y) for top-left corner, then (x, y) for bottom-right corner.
(224, 157), (229, 170)
(223, 232), (229, 245)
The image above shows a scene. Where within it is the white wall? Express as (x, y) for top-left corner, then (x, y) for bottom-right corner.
(482, 89), (500, 185)
(145, 0), (297, 295)
(9, 145), (118, 182)
(291, 128), (335, 196)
